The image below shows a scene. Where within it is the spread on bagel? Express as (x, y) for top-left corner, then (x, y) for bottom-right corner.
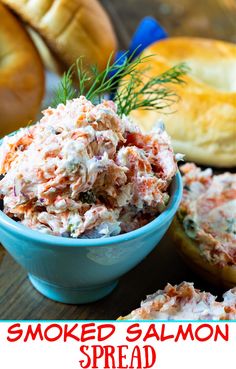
(177, 163), (236, 267)
(119, 282), (236, 320)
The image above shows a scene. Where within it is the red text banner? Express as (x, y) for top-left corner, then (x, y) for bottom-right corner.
(0, 322), (233, 368)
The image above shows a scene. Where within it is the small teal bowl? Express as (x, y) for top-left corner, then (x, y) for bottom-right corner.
(0, 170), (182, 304)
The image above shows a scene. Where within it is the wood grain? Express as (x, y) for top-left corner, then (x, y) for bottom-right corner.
(0, 0), (236, 319)
(0, 234), (223, 320)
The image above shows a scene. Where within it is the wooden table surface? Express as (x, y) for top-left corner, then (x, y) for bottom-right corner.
(0, 0), (235, 320)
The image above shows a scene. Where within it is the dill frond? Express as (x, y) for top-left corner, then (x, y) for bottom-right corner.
(52, 66), (76, 107)
(52, 50), (188, 116)
(115, 63), (188, 116)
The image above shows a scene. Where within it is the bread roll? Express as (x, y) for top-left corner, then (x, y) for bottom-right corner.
(0, 3), (44, 138)
(127, 37), (236, 168)
(27, 28), (63, 74)
(2, 0), (117, 72)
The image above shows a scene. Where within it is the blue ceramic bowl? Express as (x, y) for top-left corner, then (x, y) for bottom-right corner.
(0, 170), (182, 304)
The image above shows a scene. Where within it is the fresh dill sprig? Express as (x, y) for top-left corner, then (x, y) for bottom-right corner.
(52, 66), (76, 107)
(76, 50), (152, 102)
(115, 63), (188, 116)
(52, 50), (188, 116)
(76, 57), (92, 97)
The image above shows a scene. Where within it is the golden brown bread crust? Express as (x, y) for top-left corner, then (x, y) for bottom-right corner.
(27, 28), (64, 74)
(2, 0), (117, 71)
(128, 37), (236, 168)
(0, 3), (45, 138)
(170, 217), (236, 288)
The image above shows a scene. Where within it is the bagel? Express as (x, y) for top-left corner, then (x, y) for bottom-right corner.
(0, 3), (44, 138)
(127, 37), (236, 168)
(2, 0), (117, 72)
(27, 28), (63, 74)
(170, 163), (236, 288)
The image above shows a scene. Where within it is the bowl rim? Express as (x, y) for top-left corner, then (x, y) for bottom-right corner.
(0, 171), (182, 247)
